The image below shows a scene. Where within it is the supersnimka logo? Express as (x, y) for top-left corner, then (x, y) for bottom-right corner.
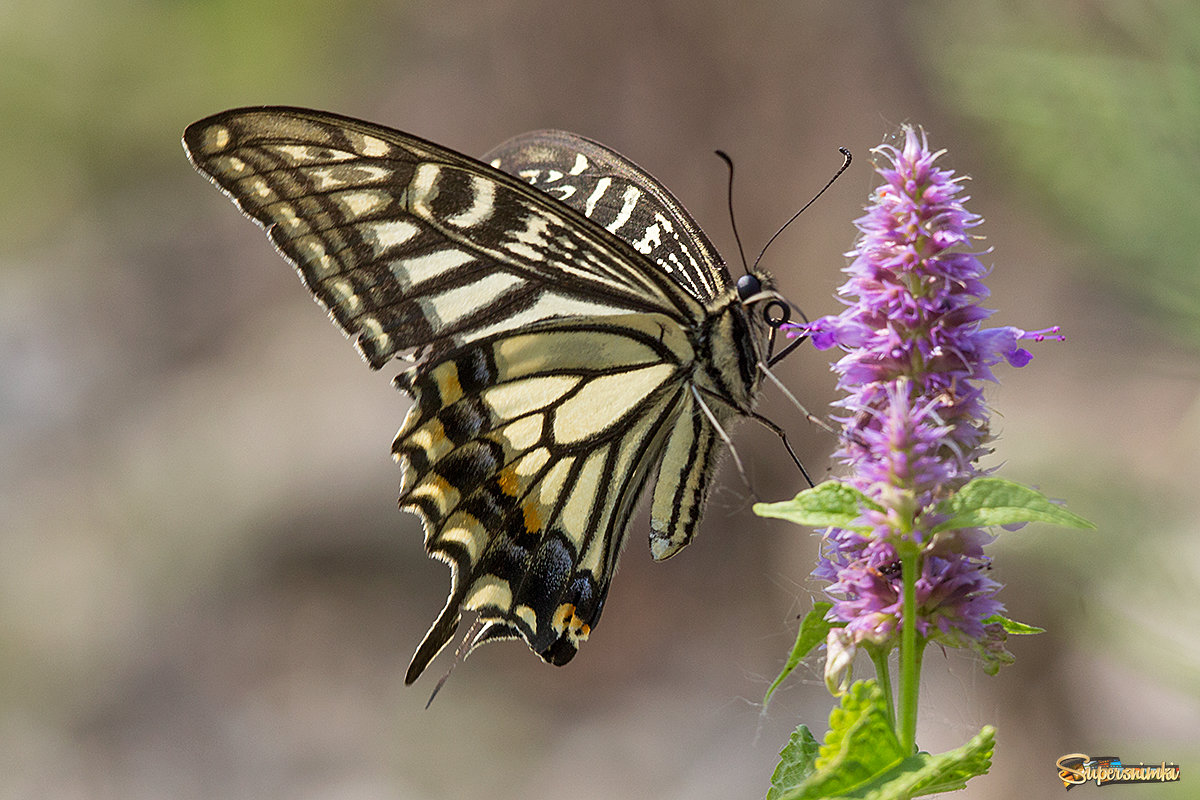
(1056, 753), (1180, 789)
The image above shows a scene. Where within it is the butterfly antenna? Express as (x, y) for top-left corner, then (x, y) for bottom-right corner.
(691, 385), (759, 501)
(752, 147), (852, 272)
(715, 150), (751, 276)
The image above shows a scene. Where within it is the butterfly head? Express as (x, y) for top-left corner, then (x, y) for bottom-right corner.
(731, 270), (806, 371)
(734, 270), (791, 331)
(734, 270), (787, 310)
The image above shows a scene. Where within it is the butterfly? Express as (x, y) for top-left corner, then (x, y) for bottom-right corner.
(183, 107), (800, 684)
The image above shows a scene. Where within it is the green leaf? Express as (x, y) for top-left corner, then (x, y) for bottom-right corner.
(767, 726), (820, 800)
(763, 602), (833, 710)
(768, 681), (996, 799)
(887, 726), (996, 798)
(770, 680), (905, 799)
(754, 481), (877, 530)
(984, 614), (1045, 635)
(932, 478), (1096, 532)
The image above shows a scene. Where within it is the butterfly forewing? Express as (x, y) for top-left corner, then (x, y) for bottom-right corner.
(485, 130), (731, 304)
(183, 108), (704, 368)
(183, 107), (772, 684)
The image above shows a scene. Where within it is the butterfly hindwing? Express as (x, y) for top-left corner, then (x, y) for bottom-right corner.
(394, 314), (695, 681)
(183, 107), (774, 683)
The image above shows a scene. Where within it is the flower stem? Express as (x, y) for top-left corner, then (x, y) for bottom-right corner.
(898, 548), (923, 754)
(870, 646), (896, 731)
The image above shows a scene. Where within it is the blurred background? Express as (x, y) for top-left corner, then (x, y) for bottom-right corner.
(2, 1), (1197, 797)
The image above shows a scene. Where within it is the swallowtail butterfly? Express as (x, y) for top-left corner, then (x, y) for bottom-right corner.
(183, 107), (795, 684)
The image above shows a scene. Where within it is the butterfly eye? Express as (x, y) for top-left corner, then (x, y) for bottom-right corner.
(735, 273), (761, 301)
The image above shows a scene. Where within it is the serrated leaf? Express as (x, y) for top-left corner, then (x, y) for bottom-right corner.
(772, 681), (905, 800)
(812, 681), (905, 790)
(754, 481), (877, 530)
(932, 478), (1095, 532)
(770, 683), (996, 800)
(767, 726), (820, 800)
(763, 602), (834, 710)
(984, 614), (1045, 635)
(890, 725), (996, 798)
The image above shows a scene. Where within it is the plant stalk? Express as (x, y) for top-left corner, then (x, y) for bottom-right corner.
(898, 549), (923, 753)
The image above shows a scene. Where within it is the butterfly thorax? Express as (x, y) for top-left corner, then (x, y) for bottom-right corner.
(692, 270), (774, 417)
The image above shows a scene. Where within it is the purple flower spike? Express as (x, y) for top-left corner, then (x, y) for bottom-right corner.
(805, 127), (1057, 664)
